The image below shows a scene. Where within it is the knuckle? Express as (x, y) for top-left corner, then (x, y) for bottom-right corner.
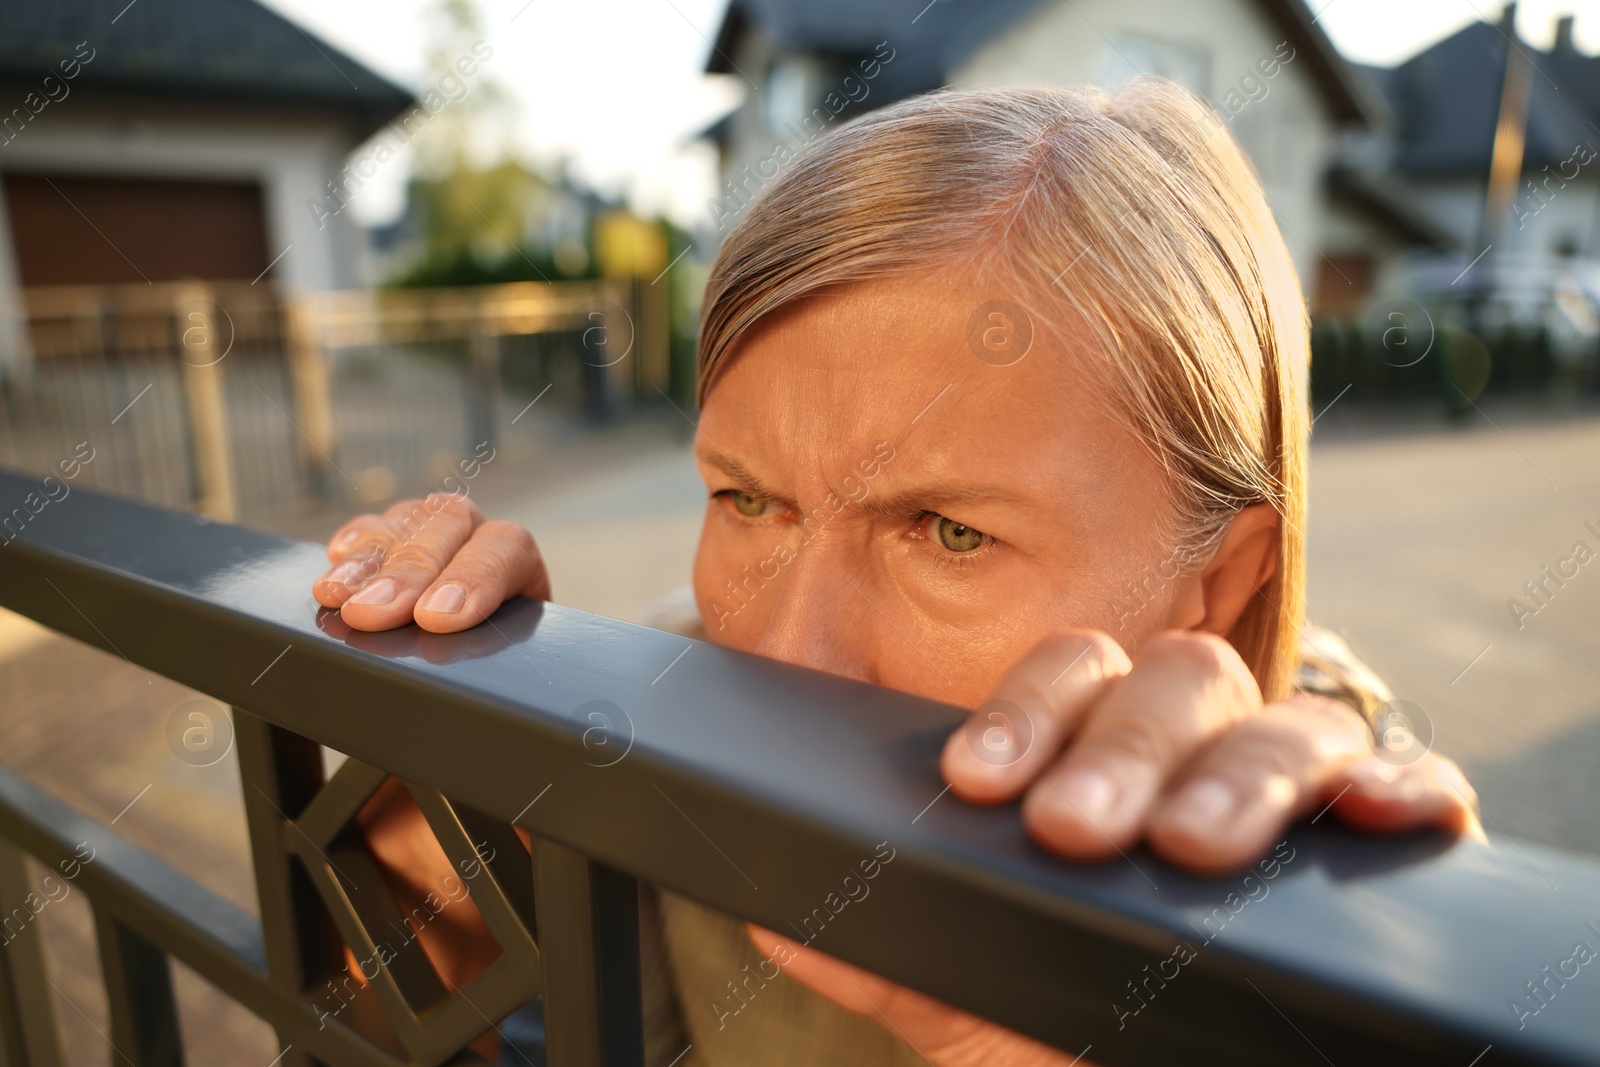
(441, 556), (503, 588)
(1210, 728), (1312, 781)
(1143, 631), (1259, 702)
(1088, 711), (1174, 770)
(379, 498), (476, 550)
(381, 499), (436, 542)
(422, 491), (482, 525)
(480, 519), (536, 554)
(382, 541), (450, 577)
(998, 631), (1125, 726)
(1143, 630), (1230, 671)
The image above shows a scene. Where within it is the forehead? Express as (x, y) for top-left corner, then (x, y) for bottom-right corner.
(697, 274), (1160, 502)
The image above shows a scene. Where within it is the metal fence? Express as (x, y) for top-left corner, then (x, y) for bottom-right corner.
(1, 473), (1599, 1066)
(0, 279), (660, 522)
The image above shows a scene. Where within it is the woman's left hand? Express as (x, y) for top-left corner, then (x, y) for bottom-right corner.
(749, 628), (1483, 1066)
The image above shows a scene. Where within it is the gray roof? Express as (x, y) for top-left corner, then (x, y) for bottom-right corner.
(708, 0), (1050, 102)
(707, 0), (1383, 127)
(1361, 20), (1600, 176)
(0, 0), (414, 137)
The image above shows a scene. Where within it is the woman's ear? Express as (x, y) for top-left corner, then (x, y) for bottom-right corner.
(1162, 504), (1280, 636)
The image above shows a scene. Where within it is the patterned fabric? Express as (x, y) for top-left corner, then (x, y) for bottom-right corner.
(634, 587), (1386, 1066)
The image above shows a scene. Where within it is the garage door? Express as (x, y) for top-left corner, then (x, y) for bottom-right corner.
(4, 172), (272, 286)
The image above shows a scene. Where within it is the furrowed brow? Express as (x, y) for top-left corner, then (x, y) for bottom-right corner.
(857, 483), (1039, 519)
(698, 451), (790, 503)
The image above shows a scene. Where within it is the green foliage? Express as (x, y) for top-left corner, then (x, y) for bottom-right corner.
(388, 159), (599, 287)
(391, 239), (597, 288)
(384, 0), (601, 288)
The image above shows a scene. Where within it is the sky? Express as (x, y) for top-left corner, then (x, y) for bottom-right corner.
(266, 0), (1600, 228)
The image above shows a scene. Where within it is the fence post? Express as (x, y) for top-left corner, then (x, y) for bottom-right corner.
(468, 310), (500, 455)
(174, 284), (237, 521)
(234, 710), (339, 1067)
(93, 906), (184, 1067)
(630, 274), (669, 405)
(533, 840), (644, 1067)
(282, 298), (339, 504)
(0, 840), (64, 1067)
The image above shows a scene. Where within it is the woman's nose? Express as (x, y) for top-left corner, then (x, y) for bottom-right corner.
(752, 544), (879, 684)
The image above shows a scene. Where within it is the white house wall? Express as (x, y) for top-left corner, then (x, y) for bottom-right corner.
(1380, 171), (1600, 256)
(1504, 174), (1600, 257)
(0, 107), (367, 292)
(951, 0), (1334, 291)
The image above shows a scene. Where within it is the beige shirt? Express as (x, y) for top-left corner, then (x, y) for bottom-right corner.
(634, 588), (1388, 1066)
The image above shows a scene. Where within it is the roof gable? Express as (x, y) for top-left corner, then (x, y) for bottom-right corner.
(706, 0), (1381, 128)
(1372, 19), (1597, 176)
(0, 0), (414, 136)
(708, 0), (1051, 102)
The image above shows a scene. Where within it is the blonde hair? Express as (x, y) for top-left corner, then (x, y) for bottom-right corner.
(695, 81), (1309, 700)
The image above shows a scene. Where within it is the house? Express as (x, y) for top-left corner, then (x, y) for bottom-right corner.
(0, 0), (413, 302)
(1358, 9), (1599, 259)
(1346, 5), (1600, 350)
(697, 0), (1441, 314)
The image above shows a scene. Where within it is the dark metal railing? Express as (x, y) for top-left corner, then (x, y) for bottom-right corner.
(0, 469), (1599, 1066)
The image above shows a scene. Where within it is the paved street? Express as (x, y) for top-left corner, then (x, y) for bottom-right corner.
(1305, 401), (1600, 855)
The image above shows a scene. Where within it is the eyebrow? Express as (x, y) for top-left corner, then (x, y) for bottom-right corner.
(857, 483), (1041, 519)
(697, 450), (790, 504)
(698, 449), (1042, 517)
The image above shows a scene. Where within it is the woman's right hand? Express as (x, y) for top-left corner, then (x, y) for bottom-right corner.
(312, 493), (551, 633)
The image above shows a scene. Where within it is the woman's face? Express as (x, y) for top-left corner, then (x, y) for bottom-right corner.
(692, 273), (1202, 709)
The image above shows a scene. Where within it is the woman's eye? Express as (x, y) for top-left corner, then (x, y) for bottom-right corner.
(728, 490), (778, 518)
(927, 513), (990, 552)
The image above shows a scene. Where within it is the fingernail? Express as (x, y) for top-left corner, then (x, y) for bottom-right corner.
(347, 577), (397, 606)
(325, 558), (373, 589)
(1168, 778), (1236, 829)
(421, 583), (466, 614)
(1057, 769), (1115, 824)
(328, 529), (361, 555)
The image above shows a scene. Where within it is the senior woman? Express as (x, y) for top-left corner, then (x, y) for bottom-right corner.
(312, 81), (1480, 1065)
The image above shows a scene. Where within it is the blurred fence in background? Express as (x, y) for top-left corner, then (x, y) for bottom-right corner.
(0, 277), (669, 522)
(1310, 251), (1600, 410)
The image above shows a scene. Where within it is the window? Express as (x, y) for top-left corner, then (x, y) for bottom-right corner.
(763, 56), (816, 133)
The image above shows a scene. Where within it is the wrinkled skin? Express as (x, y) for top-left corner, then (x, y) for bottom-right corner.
(315, 274), (1480, 1065)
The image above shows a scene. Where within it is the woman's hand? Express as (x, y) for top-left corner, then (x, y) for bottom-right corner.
(753, 628), (1483, 1067)
(943, 629), (1481, 870)
(312, 494), (550, 633)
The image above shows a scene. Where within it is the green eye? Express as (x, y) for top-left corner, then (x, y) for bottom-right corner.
(932, 515), (988, 552)
(731, 491), (768, 517)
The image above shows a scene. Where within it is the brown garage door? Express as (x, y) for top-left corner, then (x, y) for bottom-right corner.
(4, 173), (272, 286)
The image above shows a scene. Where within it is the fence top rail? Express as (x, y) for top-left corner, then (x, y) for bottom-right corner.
(12, 279), (613, 324)
(16, 280), (285, 321)
(1, 469), (1598, 1067)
